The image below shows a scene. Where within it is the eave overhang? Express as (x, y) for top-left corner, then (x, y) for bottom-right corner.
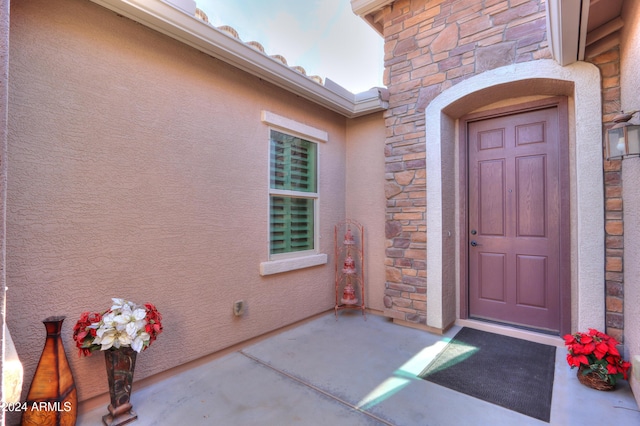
(89, 0), (388, 118)
(546, 0), (590, 66)
(350, 0), (395, 36)
(353, 0), (624, 71)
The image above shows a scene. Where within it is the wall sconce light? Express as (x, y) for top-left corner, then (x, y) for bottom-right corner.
(606, 110), (640, 160)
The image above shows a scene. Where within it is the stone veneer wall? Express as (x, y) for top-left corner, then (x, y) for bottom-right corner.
(379, 0), (554, 325)
(379, 0), (626, 335)
(380, 0), (624, 334)
(586, 47), (625, 342)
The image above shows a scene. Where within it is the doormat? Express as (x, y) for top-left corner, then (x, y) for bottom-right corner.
(419, 327), (556, 422)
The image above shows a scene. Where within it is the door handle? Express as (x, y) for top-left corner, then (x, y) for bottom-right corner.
(470, 240), (480, 247)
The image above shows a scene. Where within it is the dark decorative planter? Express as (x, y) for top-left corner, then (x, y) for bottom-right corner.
(22, 316), (78, 426)
(577, 365), (615, 391)
(102, 347), (138, 426)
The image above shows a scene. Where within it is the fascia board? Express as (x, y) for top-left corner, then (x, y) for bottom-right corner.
(90, 0), (386, 118)
(354, 88), (389, 114)
(354, 96), (389, 115)
(350, 0), (394, 17)
(546, 0), (587, 66)
(576, 0), (590, 61)
(350, 0), (394, 36)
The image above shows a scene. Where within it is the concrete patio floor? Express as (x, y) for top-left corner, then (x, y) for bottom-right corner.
(78, 312), (640, 426)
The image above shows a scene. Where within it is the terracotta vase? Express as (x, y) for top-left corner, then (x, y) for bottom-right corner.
(102, 347), (138, 426)
(22, 316), (77, 426)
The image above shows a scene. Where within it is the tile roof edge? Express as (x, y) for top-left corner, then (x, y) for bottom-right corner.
(89, 0), (388, 118)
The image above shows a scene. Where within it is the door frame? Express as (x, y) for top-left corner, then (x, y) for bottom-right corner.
(458, 96), (571, 335)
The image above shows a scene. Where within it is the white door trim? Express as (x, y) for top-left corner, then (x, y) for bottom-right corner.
(423, 59), (604, 333)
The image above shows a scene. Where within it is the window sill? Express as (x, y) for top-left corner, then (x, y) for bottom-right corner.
(260, 253), (328, 276)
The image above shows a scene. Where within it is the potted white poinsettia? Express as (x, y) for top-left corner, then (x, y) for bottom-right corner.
(73, 298), (163, 424)
(73, 298), (163, 356)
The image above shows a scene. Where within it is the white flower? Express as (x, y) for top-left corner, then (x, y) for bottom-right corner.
(95, 329), (116, 350)
(88, 298), (151, 353)
(110, 298), (127, 311)
(131, 332), (150, 353)
(116, 332), (132, 348)
(133, 308), (146, 321)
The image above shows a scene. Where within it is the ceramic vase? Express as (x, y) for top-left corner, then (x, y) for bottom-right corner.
(22, 316), (77, 426)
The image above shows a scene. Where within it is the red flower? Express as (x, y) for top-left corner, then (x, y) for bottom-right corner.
(594, 341), (609, 359)
(566, 353), (588, 368)
(142, 302), (163, 350)
(580, 335), (594, 344)
(564, 329), (632, 386)
(607, 343), (620, 357)
(72, 311), (102, 357)
(621, 361), (632, 380)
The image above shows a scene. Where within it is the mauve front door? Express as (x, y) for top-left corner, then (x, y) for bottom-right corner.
(467, 106), (562, 333)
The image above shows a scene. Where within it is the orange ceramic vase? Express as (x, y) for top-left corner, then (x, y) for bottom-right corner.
(22, 316), (77, 426)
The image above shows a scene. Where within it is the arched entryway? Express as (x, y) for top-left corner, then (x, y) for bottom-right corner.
(423, 60), (604, 337)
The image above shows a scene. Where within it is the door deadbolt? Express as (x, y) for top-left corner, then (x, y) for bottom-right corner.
(470, 229), (477, 235)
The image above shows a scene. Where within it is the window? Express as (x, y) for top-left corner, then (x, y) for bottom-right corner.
(259, 111), (328, 275)
(269, 130), (317, 256)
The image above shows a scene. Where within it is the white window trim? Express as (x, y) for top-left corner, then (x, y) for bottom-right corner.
(261, 111), (329, 142)
(260, 111), (328, 275)
(260, 253), (328, 276)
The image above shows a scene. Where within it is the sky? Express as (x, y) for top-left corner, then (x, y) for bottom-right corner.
(196, 0), (385, 94)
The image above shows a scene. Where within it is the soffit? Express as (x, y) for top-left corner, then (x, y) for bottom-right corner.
(88, 0), (388, 118)
(522, 0), (625, 66)
(350, 0), (394, 35)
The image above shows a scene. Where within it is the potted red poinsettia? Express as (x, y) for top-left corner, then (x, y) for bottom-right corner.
(564, 328), (631, 391)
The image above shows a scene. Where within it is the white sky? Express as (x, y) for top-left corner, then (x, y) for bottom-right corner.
(195, 0), (385, 94)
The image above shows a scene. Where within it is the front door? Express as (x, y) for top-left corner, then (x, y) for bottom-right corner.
(467, 105), (563, 333)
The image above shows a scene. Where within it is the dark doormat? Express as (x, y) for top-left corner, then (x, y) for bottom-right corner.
(419, 327), (556, 422)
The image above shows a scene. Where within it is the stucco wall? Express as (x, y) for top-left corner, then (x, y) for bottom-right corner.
(620, 0), (640, 406)
(8, 0), (348, 403)
(0, 0), (8, 418)
(346, 113), (386, 313)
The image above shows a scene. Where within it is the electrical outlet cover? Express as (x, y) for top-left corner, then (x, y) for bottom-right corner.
(233, 300), (245, 316)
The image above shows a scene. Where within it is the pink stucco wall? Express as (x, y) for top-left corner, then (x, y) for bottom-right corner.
(346, 113), (387, 313)
(620, 0), (640, 407)
(7, 0), (360, 404)
(0, 0), (9, 418)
